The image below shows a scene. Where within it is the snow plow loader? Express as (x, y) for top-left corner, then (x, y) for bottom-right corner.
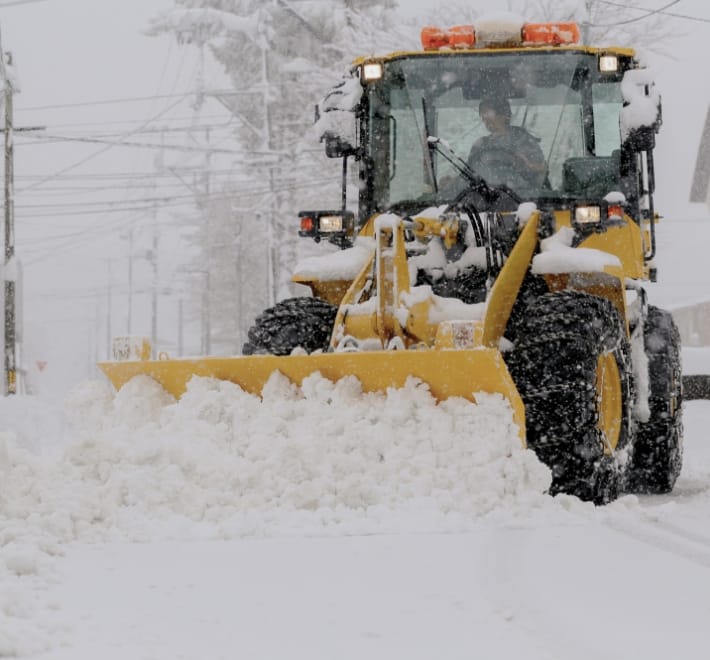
(99, 18), (683, 504)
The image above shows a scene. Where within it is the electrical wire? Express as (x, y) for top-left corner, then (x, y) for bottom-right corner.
(589, 0), (681, 28)
(14, 123), (238, 143)
(596, 0), (710, 23)
(28, 112), (234, 131)
(15, 168), (242, 181)
(16, 177), (339, 218)
(16, 90), (235, 113)
(18, 132), (248, 155)
(0, 0), (48, 6)
(16, 95), (191, 193)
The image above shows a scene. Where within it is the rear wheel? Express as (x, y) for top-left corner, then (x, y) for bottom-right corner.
(242, 297), (337, 356)
(627, 306), (683, 493)
(505, 291), (634, 504)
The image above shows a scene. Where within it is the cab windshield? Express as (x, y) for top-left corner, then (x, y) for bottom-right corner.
(367, 51), (624, 209)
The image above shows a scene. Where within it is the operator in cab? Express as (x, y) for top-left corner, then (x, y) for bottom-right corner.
(467, 96), (547, 193)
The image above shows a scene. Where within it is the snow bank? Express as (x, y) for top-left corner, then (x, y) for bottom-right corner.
(0, 374), (555, 652)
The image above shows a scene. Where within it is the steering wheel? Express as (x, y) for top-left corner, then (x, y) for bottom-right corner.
(471, 146), (528, 184)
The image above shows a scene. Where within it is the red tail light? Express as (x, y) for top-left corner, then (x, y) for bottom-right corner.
(300, 216), (315, 233)
(607, 205), (624, 219)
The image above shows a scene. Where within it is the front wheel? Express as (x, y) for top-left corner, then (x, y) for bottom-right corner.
(505, 291), (635, 504)
(242, 297), (338, 356)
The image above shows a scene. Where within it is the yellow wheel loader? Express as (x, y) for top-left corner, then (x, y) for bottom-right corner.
(100, 18), (683, 504)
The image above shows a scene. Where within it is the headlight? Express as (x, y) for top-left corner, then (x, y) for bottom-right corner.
(575, 205), (602, 224)
(599, 55), (619, 73)
(319, 215), (344, 233)
(362, 62), (383, 82)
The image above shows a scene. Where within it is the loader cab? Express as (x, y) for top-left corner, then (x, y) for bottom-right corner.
(319, 25), (660, 255)
(362, 50), (654, 209)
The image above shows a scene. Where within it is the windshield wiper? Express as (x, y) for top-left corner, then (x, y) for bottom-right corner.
(421, 98), (438, 194)
(426, 136), (522, 206)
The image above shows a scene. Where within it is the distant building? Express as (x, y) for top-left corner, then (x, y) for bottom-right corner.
(690, 106), (710, 208)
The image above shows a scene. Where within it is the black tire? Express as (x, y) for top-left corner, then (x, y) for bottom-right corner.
(627, 306), (683, 493)
(505, 291), (635, 504)
(242, 297), (338, 356)
(416, 266), (488, 304)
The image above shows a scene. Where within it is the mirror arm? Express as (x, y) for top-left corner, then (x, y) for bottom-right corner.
(341, 156), (348, 214)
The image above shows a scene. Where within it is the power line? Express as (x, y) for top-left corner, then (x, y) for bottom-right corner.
(16, 121), (238, 139)
(17, 192), (201, 209)
(15, 177), (339, 220)
(15, 168), (240, 181)
(16, 90), (235, 112)
(596, 0), (710, 24)
(33, 112), (233, 131)
(18, 132), (246, 155)
(15, 181), (206, 196)
(590, 0), (682, 27)
(16, 95), (189, 193)
(0, 0), (48, 6)
(17, 181), (334, 215)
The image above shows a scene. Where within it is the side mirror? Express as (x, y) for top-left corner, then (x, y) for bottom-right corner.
(623, 124), (656, 152)
(620, 69), (662, 153)
(322, 132), (358, 159)
(315, 74), (363, 160)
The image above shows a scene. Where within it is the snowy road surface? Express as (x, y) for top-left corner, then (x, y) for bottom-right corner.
(0, 378), (708, 659)
(36, 457), (710, 660)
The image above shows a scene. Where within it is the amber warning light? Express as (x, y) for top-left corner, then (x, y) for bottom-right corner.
(421, 21), (579, 50)
(421, 25), (475, 50)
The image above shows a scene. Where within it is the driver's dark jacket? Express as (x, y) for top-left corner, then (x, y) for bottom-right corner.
(467, 126), (546, 188)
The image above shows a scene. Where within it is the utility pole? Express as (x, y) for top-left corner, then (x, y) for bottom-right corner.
(149, 132), (165, 355)
(3, 49), (15, 393)
(235, 229), (242, 352)
(201, 271), (211, 355)
(177, 298), (183, 357)
(150, 203), (158, 352)
(261, 45), (277, 307)
(106, 260), (112, 359)
(126, 226), (133, 334)
(0, 40), (43, 395)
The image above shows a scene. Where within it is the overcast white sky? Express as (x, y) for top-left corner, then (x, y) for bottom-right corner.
(0, 0), (708, 395)
(0, 0), (217, 392)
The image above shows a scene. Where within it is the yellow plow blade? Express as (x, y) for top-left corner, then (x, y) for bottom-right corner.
(98, 348), (525, 442)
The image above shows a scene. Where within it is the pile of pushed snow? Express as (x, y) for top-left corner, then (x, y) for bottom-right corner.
(0, 373), (604, 654)
(0, 374), (548, 654)
(2, 373), (551, 543)
(0, 373), (553, 650)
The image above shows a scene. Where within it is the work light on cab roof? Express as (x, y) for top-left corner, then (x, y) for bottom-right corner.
(421, 20), (581, 51)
